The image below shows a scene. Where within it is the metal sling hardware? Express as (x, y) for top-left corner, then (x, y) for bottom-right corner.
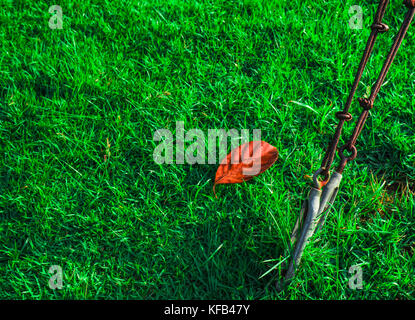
(280, 0), (415, 286)
(284, 172), (342, 282)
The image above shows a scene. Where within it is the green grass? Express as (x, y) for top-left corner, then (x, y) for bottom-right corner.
(0, 0), (414, 299)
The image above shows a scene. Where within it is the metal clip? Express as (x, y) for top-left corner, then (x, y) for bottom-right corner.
(281, 172), (343, 285)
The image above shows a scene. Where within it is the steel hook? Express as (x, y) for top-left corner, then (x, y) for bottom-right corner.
(280, 172), (343, 286)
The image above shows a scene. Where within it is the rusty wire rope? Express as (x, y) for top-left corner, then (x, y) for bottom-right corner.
(282, 0), (415, 286)
(314, 0), (415, 187)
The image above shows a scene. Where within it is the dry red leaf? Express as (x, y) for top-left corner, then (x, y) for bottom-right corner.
(213, 141), (278, 197)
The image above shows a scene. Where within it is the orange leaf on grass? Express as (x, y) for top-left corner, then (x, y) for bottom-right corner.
(213, 141), (279, 197)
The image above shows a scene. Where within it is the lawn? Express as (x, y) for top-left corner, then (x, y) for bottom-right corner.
(0, 0), (414, 299)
